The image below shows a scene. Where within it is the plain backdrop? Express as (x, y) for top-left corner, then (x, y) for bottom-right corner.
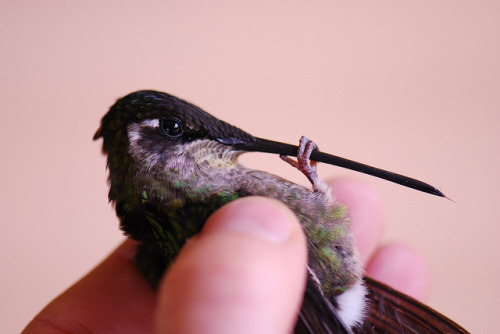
(1, 1), (499, 332)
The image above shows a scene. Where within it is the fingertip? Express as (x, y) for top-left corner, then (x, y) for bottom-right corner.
(156, 197), (307, 334)
(366, 244), (430, 301)
(203, 197), (305, 244)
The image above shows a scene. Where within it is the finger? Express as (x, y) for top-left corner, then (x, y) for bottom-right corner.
(327, 178), (386, 264)
(156, 197), (307, 334)
(365, 244), (430, 301)
(23, 240), (156, 334)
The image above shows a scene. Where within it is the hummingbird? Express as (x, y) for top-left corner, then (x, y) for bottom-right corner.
(94, 90), (468, 333)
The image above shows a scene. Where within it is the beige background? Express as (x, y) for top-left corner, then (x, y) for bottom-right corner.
(1, 1), (499, 332)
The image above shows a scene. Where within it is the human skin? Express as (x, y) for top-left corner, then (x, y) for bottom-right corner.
(23, 179), (429, 334)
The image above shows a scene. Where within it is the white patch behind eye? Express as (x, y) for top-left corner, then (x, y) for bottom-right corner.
(128, 119), (160, 143)
(141, 119), (159, 127)
(127, 121), (161, 169)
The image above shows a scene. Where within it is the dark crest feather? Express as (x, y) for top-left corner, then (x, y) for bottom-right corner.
(94, 90), (256, 150)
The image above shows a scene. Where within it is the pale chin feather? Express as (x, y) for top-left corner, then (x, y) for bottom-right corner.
(337, 282), (368, 328)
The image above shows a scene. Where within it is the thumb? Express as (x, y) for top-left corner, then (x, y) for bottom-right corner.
(155, 197), (307, 334)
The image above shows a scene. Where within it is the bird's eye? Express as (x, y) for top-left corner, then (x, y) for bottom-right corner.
(160, 117), (184, 139)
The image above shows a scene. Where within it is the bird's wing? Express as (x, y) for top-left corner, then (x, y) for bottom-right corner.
(354, 277), (469, 334)
(295, 271), (353, 334)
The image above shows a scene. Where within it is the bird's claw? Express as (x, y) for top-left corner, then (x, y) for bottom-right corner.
(280, 136), (323, 190)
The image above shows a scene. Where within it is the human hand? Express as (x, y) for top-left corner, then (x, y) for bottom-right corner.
(23, 179), (429, 333)
(329, 179), (429, 300)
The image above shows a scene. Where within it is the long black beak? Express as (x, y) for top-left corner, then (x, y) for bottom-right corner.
(233, 137), (445, 198)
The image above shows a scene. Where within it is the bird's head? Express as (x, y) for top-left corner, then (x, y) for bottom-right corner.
(94, 90), (256, 170)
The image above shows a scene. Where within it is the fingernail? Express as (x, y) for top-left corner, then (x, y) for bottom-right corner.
(207, 197), (297, 243)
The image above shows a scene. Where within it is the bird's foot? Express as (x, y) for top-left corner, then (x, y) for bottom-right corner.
(280, 136), (329, 193)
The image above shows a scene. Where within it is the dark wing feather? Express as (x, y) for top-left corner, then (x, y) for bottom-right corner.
(294, 273), (353, 334)
(355, 277), (469, 334)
